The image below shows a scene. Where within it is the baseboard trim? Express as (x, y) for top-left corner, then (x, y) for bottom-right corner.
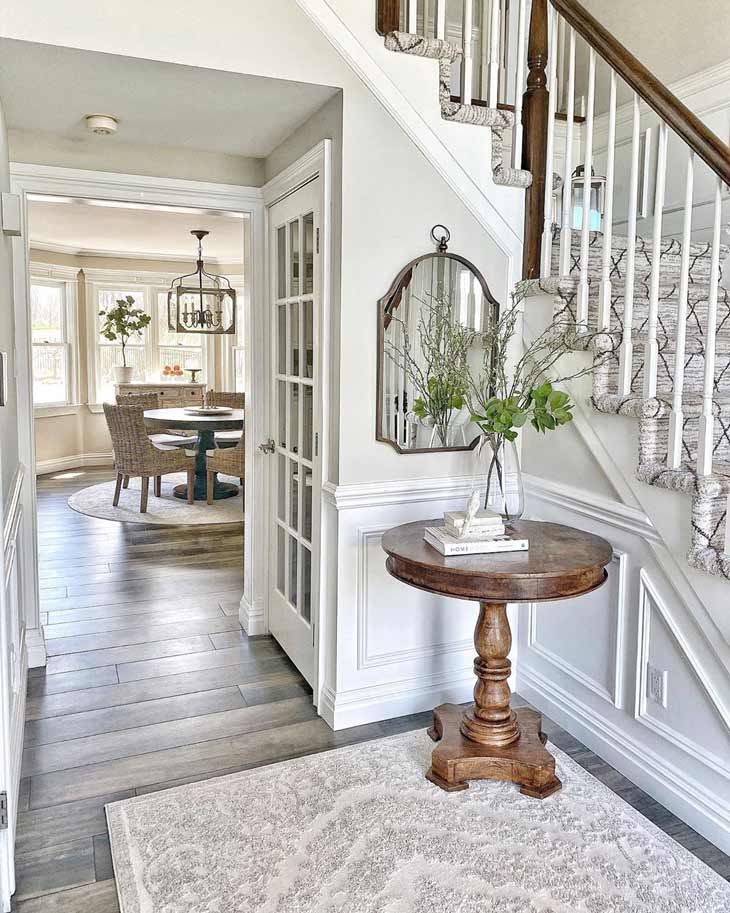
(239, 593), (267, 637)
(36, 452), (113, 476)
(26, 626), (47, 668)
(319, 668), (475, 730)
(519, 665), (730, 856)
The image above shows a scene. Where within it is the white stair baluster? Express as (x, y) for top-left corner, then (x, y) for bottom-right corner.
(643, 122), (668, 398)
(697, 177), (723, 477)
(558, 27), (576, 276)
(435, 0), (446, 39)
(540, 7), (559, 277)
(488, 0), (501, 108)
(511, 0), (528, 167)
(667, 151), (694, 470)
(598, 70), (617, 330)
(423, 0), (431, 37)
(576, 48), (596, 330)
(618, 94), (642, 397)
(407, 0), (418, 33)
(462, 0), (474, 104)
(557, 16), (566, 111)
(479, 0), (490, 101)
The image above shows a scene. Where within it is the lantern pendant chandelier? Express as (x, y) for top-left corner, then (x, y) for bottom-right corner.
(168, 230), (236, 335)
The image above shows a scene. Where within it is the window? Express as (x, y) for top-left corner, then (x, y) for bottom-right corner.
(95, 288), (147, 403)
(89, 281), (212, 403)
(31, 280), (73, 407)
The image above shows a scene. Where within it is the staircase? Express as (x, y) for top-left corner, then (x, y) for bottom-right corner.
(376, 0), (730, 578)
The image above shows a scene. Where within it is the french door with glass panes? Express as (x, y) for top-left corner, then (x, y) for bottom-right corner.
(267, 179), (320, 687)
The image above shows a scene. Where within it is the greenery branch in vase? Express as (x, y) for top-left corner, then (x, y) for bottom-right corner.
(385, 293), (475, 448)
(468, 294), (606, 521)
(98, 296), (152, 384)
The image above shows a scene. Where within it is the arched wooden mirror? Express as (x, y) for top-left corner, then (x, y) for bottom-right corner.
(376, 226), (499, 453)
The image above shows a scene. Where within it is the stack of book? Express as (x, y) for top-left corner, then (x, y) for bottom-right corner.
(424, 508), (529, 556)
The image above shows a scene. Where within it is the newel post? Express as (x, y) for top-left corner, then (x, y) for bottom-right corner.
(521, 0), (550, 279)
(376, 0), (401, 35)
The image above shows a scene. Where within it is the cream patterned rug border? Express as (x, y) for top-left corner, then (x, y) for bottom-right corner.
(105, 728), (730, 913)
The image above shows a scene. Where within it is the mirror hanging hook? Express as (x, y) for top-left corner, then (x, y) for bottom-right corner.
(430, 224), (450, 253)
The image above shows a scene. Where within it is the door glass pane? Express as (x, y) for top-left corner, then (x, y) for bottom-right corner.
(289, 459), (299, 530)
(289, 383), (299, 453)
(277, 453), (286, 522)
(277, 226), (286, 299)
(303, 300), (313, 379)
(290, 301), (300, 376)
(290, 219), (300, 296)
(302, 386), (313, 461)
(303, 473), (312, 542)
(31, 284), (64, 342)
(288, 535), (298, 608)
(301, 545), (312, 622)
(32, 345), (68, 404)
(303, 213), (314, 295)
(277, 525), (286, 595)
(277, 381), (286, 448)
(277, 304), (287, 375)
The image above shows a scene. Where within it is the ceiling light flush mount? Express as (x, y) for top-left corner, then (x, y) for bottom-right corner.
(84, 114), (119, 136)
(167, 230), (236, 336)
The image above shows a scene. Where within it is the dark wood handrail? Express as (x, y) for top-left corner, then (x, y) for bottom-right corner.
(551, 0), (730, 188)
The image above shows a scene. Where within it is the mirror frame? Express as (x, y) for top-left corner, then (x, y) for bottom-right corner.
(376, 249), (500, 454)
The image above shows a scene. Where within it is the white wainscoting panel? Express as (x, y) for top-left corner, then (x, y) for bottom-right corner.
(528, 550), (627, 708)
(320, 475), (514, 730)
(519, 476), (730, 856)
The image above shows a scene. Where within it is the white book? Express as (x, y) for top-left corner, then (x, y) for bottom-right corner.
(424, 526), (529, 556)
(444, 520), (505, 539)
(444, 508), (503, 529)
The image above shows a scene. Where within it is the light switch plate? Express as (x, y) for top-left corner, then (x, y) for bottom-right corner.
(647, 663), (668, 708)
(0, 192), (21, 236)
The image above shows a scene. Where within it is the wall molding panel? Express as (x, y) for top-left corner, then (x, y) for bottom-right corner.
(321, 475), (486, 731)
(518, 476), (730, 855)
(527, 550), (628, 710)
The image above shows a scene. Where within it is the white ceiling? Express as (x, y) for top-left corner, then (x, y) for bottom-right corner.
(28, 197), (246, 262)
(0, 38), (338, 158)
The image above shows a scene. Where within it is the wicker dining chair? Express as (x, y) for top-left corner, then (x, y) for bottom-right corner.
(115, 391), (193, 488)
(103, 404), (196, 512)
(206, 432), (244, 505)
(206, 390), (245, 447)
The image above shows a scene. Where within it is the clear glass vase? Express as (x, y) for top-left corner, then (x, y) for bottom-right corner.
(473, 435), (524, 522)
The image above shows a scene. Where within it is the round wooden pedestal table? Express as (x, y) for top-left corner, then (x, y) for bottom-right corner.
(382, 519), (613, 798)
(143, 408), (244, 502)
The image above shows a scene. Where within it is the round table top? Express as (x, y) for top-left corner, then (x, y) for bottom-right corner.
(143, 407), (245, 432)
(381, 519), (613, 604)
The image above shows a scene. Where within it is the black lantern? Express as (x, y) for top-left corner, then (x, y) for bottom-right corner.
(168, 230), (236, 335)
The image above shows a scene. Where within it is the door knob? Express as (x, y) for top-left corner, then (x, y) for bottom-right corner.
(258, 439), (276, 454)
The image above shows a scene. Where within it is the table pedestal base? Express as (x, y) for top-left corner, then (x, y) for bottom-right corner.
(426, 703), (562, 798)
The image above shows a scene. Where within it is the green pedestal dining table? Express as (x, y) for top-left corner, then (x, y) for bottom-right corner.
(143, 407), (245, 502)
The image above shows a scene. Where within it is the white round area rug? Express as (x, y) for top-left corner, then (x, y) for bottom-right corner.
(68, 473), (243, 525)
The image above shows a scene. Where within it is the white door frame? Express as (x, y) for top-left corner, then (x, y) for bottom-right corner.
(9, 163), (266, 662)
(261, 141), (332, 707)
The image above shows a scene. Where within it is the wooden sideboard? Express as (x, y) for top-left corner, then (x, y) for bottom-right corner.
(114, 382), (205, 408)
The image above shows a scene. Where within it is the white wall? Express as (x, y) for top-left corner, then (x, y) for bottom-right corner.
(0, 100), (19, 504)
(0, 0), (523, 729)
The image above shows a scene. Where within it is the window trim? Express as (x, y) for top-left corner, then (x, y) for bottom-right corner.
(30, 275), (78, 411)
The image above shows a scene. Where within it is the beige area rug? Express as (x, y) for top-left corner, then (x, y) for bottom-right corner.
(68, 472), (243, 525)
(105, 729), (730, 912)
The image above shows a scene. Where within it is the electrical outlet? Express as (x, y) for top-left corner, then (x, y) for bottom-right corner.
(647, 664), (668, 708)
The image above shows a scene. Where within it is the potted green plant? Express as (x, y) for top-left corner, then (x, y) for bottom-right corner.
(98, 296), (152, 384)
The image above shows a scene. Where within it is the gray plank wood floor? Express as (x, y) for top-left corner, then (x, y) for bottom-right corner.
(12, 469), (729, 911)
